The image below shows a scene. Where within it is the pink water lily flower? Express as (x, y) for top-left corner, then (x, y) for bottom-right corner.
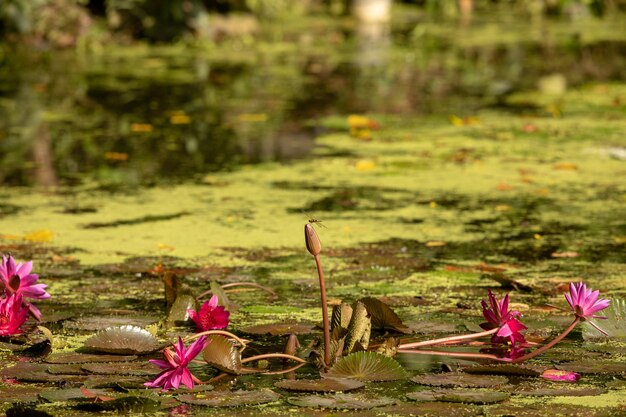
(564, 282), (610, 321)
(188, 295), (229, 332)
(0, 294), (30, 336)
(145, 336), (209, 391)
(480, 289), (527, 346)
(0, 255), (50, 320)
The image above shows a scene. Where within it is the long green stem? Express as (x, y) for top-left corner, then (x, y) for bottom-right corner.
(314, 254), (331, 368)
(397, 327), (499, 349)
(510, 317), (580, 363)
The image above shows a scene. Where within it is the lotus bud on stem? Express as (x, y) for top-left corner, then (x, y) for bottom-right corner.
(305, 223), (331, 368)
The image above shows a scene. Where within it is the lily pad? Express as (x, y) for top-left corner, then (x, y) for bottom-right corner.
(46, 364), (87, 375)
(464, 364), (545, 377)
(240, 323), (315, 336)
(287, 393), (396, 409)
(202, 334), (243, 374)
(323, 351), (409, 381)
(65, 316), (157, 331)
(274, 378), (364, 392)
(39, 388), (115, 402)
(360, 297), (412, 333)
(556, 361), (626, 375)
(484, 403), (616, 417)
(45, 353), (138, 364)
(411, 373), (508, 388)
(178, 389), (281, 407)
(166, 293), (197, 326)
(409, 389), (510, 404)
(344, 301), (371, 353)
(81, 361), (156, 376)
(84, 325), (161, 355)
(514, 387), (608, 396)
(0, 386), (42, 403)
(74, 396), (160, 412)
(584, 297), (626, 340)
(384, 402), (481, 417)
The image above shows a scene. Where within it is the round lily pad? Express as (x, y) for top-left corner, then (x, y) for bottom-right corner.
(39, 388), (115, 403)
(274, 378), (364, 392)
(178, 389), (281, 407)
(411, 373), (508, 388)
(65, 316), (157, 331)
(514, 387), (608, 397)
(556, 361), (626, 375)
(45, 353), (138, 364)
(81, 361), (156, 376)
(323, 351), (409, 381)
(84, 325), (161, 355)
(464, 364), (545, 377)
(240, 323), (315, 336)
(287, 393), (396, 409)
(408, 389), (510, 404)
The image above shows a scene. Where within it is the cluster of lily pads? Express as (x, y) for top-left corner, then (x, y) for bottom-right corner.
(0, 228), (618, 411)
(137, 225), (612, 391)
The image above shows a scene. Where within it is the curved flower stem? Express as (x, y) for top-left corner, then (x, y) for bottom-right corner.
(396, 348), (511, 362)
(397, 328), (499, 350)
(241, 353), (307, 364)
(263, 362), (307, 375)
(208, 372), (229, 383)
(183, 330), (249, 351)
(314, 254), (331, 368)
(510, 317), (580, 364)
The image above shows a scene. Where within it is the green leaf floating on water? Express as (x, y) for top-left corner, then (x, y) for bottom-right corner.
(288, 393), (396, 409)
(84, 325), (162, 355)
(323, 351), (409, 381)
(275, 378), (364, 392)
(178, 389), (281, 407)
(583, 297), (626, 340)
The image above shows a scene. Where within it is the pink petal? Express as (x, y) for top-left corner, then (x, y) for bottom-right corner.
(15, 261), (33, 277)
(584, 290), (599, 310)
(185, 335), (208, 361)
(149, 359), (173, 370)
(180, 368), (194, 389)
(208, 295), (219, 309)
(541, 369), (580, 382)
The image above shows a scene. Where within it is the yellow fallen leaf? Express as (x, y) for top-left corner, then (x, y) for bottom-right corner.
(347, 115), (370, 128)
(534, 234), (542, 240)
(355, 160), (376, 171)
(553, 162), (578, 171)
(551, 251), (579, 258)
(157, 243), (176, 252)
(429, 201), (437, 208)
(237, 113), (268, 123)
(613, 236), (626, 244)
(24, 230), (54, 243)
(170, 113), (191, 125)
(0, 233), (21, 240)
(130, 123), (154, 133)
(496, 183), (513, 191)
(495, 204), (511, 212)
(105, 152), (129, 161)
(426, 241), (446, 247)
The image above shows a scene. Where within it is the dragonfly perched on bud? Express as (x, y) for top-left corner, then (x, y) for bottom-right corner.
(302, 211), (327, 229)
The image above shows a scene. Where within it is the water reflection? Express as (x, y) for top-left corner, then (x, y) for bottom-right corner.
(0, 16), (625, 188)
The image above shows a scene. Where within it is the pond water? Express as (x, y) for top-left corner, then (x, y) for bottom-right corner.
(0, 8), (625, 417)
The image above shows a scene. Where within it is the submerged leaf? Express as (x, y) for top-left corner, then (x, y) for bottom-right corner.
(583, 297), (626, 340)
(359, 297), (411, 334)
(178, 389), (280, 407)
(514, 387), (607, 397)
(274, 378), (364, 392)
(84, 325), (161, 355)
(288, 393), (396, 409)
(323, 352), (408, 381)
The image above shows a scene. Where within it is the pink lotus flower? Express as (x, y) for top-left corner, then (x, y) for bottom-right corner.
(0, 255), (50, 320)
(0, 294), (30, 336)
(564, 282), (610, 321)
(480, 289), (527, 346)
(145, 336), (208, 391)
(188, 295), (229, 332)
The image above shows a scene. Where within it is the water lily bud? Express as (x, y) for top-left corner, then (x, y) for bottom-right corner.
(305, 224), (322, 256)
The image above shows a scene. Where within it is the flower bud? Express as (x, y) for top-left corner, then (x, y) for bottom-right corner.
(304, 224), (321, 256)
